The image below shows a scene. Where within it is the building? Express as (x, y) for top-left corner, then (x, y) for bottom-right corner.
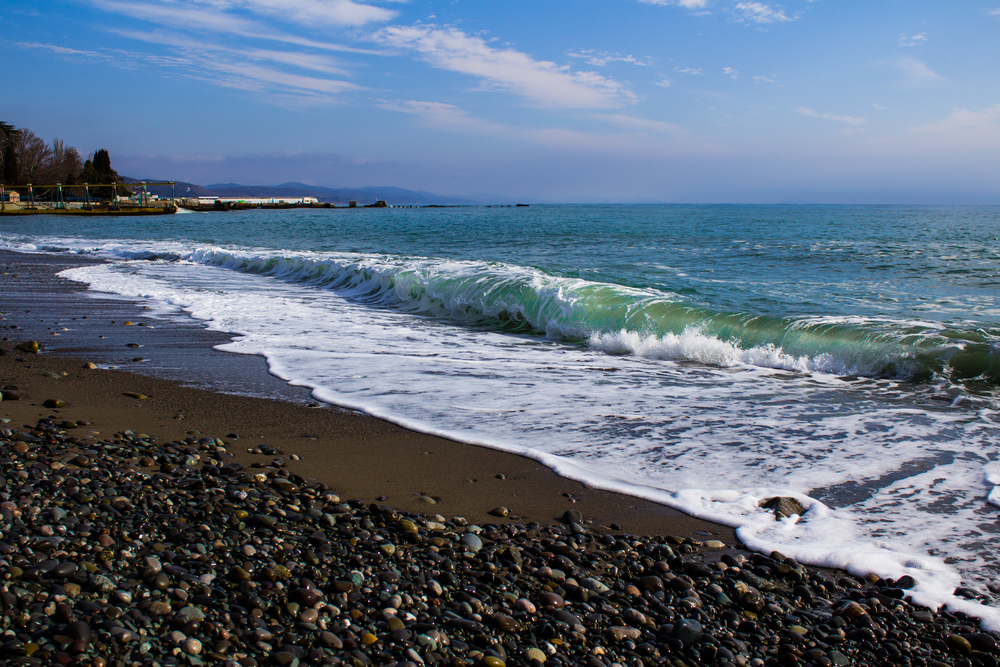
(196, 196), (318, 206)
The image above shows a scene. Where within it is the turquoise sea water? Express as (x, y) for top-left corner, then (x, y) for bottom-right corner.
(3, 204), (1000, 624)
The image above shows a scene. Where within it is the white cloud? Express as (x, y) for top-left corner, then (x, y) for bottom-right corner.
(873, 104), (888, 111)
(111, 29), (353, 76)
(655, 78), (672, 88)
(91, 0), (399, 29)
(380, 100), (717, 159)
(638, 0), (796, 23)
(17, 42), (116, 61)
(795, 107), (865, 125)
(566, 50), (653, 67)
(637, 0), (710, 8)
(990, 8), (1000, 16)
(235, 0), (400, 27)
(910, 104), (1000, 148)
(207, 61), (363, 95)
(734, 2), (793, 23)
(898, 32), (927, 47)
(379, 100), (510, 134)
(597, 114), (685, 134)
(21, 30), (365, 102)
(91, 0), (261, 34)
(380, 25), (636, 109)
(893, 56), (943, 83)
(752, 75), (775, 83)
(723, 67), (739, 80)
(674, 67), (702, 75)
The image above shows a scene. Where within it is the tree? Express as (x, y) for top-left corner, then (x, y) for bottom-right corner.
(90, 149), (126, 200)
(93, 149), (111, 179)
(51, 139), (82, 185)
(60, 147), (82, 186)
(14, 129), (52, 185)
(0, 122), (18, 185)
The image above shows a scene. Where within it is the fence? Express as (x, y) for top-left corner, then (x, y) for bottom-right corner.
(0, 181), (176, 211)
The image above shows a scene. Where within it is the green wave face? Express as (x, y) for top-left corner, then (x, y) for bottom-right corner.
(187, 248), (1000, 391)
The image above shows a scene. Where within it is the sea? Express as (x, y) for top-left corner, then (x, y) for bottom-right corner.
(2, 204), (999, 626)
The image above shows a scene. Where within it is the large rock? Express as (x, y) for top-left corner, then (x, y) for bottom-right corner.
(759, 496), (807, 520)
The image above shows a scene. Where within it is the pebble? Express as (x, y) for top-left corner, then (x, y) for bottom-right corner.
(0, 411), (989, 667)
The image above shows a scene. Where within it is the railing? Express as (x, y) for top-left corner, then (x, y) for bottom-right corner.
(0, 181), (176, 211)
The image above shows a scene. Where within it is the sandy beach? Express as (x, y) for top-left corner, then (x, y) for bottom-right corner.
(0, 248), (991, 667)
(0, 249), (736, 540)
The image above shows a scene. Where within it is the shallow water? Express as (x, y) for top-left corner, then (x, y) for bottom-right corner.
(3, 204), (999, 625)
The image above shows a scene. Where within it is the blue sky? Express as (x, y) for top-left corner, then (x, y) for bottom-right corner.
(3, 0), (1000, 203)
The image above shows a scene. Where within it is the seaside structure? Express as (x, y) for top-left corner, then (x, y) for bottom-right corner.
(0, 181), (176, 215)
(192, 195), (319, 206)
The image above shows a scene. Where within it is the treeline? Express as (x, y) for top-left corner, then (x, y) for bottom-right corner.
(0, 122), (123, 191)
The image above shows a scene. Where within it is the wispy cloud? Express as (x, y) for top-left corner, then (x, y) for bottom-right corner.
(235, 0), (401, 27)
(110, 29), (353, 76)
(654, 78), (672, 88)
(637, 0), (795, 23)
(733, 2), (794, 23)
(90, 0), (385, 53)
(887, 105), (1000, 154)
(989, 8), (1000, 16)
(207, 61), (363, 95)
(90, 0), (400, 29)
(795, 107), (865, 125)
(723, 67), (740, 79)
(893, 55), (943, 83)
(911, 104), (1000, 139)
(378, 100), (510, 134)
(380, 100), (714, 158)
(674, 67), (702, 75)
(18, 32), (365, 101)
(17, 42), (118, 62)
(380, 25), (636, 109)
(637, 0), (710, 8)
(566, 50), (653, 67)
(597, 114), (685, 135)
(898, 32), (927, 47)
(752, 75), (775, 83)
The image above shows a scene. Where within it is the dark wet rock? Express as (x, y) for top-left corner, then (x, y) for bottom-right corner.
(561, 509), (583, 524)
(759, 495), (807, 519)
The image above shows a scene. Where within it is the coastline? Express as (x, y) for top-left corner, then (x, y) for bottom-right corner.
(0, 248), (993, 666)
(0, 248), (736, 541)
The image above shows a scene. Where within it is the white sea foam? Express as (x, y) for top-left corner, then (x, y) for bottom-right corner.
(2, 230), (998, 627)
(588, 328), (846, 374)
(47, 252), (1000, 627)
(987, 469), (1000, 509)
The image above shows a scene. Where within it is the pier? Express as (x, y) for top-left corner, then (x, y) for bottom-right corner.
(0, 181), (177, 216)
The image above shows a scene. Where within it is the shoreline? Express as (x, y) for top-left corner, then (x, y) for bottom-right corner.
(0, 248), (994, 666)
(0, 248), (737, 541)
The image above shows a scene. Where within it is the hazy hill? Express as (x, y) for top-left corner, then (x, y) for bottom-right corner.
(121, 178), (216, 198)
(124, 178), (489, 205)
(204, 182), (480, 205)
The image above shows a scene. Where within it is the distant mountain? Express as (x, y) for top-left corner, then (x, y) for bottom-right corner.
(121, 178), (217, 198)
(204, 182), (481, 205)
(123, 178), (492, 205)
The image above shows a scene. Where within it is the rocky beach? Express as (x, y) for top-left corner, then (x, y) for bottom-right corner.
(0, 250), (998, 667)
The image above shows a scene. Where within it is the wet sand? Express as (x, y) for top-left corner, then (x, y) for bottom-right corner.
(0, 249), (737, 542)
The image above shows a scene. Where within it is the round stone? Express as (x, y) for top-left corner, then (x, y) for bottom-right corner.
(182, 637), (202, 655)
(675, 618), (703, 644)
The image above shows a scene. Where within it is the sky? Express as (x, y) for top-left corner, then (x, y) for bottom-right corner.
(2, 0), (1000, 203)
